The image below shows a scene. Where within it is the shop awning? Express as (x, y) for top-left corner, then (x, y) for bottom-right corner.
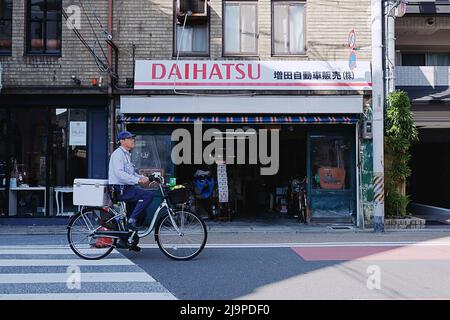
(119, 115), (359, 124)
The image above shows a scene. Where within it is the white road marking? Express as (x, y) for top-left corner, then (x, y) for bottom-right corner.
(0, 258), (134, 267)
(0, 272), (155, 284)
(0, 292), (177, 300)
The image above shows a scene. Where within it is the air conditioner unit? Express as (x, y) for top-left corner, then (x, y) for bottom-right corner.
(177, 0), (208, 17)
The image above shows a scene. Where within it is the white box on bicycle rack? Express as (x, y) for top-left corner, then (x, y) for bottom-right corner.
(73, 179), (110, 207)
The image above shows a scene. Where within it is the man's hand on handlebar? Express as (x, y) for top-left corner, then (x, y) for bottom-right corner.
(138, 176), (150, 186)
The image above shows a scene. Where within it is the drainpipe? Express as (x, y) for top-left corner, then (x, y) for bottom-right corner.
(108, 0), (115, 156)
(371, 0), (385, 232)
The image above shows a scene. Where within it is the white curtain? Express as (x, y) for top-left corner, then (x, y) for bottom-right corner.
(274, 4), (289, 53)
(289, 4), (304, 53)
(177, 25), (193, 52)
(427, 53), (450, 66)
(177, 25), (207, 53)
(240, 4), (257, 53)
(274, 3), (304, 54)
(225, 4), (240, 53)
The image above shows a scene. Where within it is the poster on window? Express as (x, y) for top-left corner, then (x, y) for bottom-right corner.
(69, 121), (87, 146)
(217, 163), (229, 203)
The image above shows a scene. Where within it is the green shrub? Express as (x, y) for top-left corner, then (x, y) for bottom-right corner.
(384, 90), (418, 217)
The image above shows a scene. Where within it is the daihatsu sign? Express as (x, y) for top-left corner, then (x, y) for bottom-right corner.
(134, 60), (372, 91)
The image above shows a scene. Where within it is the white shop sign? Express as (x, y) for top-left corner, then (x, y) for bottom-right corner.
(134, 60), (372, 91)
(69, 121), (87, 146)
(217, 162), (229, 203)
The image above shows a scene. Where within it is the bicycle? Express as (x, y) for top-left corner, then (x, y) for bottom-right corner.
(67, 173), (208, 260)
(289, 177), (309, 224)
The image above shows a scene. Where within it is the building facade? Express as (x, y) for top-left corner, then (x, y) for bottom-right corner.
(394, 1), (450, 211)
(115, 0), (375, 226)
(0, 0), (378, 226)
(0, 0), (110, 218)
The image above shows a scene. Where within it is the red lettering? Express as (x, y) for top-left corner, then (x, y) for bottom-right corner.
(152, 63), (166, 80)
(248, 64), (261, 80)
(168, 64), (182, 79)
(194, 63), (207, 80)
(209, 64), (223, 80)
(184, 64), (190, 79)
(223, 63), (235, 80)
(235, 63), (246, 80)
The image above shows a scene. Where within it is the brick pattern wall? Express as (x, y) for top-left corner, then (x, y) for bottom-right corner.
(1, 0), (110, 89)
(115, 0), (372, 87)
(1, 0), (372, 89)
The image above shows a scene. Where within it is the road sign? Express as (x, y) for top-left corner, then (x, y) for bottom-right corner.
(348, 29), (356, 49)
(349, 50), (357, 70)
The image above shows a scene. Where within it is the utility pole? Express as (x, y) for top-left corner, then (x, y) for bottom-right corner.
(371, 0), (385, 232)
(385, 0), (403, 96)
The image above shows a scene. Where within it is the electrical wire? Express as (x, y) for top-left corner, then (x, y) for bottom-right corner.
(62, 9), (111, 74)
(77, 0), (109, 64)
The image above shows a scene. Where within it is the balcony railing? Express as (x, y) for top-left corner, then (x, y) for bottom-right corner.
(396, 66), (450, 87)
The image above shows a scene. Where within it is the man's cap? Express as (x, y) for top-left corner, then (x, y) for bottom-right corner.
(117, 130), (136, 141)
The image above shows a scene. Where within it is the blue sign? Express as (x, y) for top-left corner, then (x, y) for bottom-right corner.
(349, 50), (357, 70)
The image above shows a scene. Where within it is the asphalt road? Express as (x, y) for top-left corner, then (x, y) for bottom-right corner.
(1, 232), (450, 300)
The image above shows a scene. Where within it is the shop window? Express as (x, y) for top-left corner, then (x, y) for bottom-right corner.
(174, 0), (209, 56)
(272, 1), (305, 55)
(9, 109), (49, 217)
(0, 0), (12, 54)
(27, 0), (62, 55)
(223, 1), (258, 56)
(310, 136), (351, 190)
(132, 135), (175, 181)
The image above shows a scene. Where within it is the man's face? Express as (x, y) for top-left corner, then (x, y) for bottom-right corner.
(120, 137), (136, 150)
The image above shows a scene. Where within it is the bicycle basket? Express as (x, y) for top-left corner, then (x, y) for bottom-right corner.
(167, 187), (191, 205)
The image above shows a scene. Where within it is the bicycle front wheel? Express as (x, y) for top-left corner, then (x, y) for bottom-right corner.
(155, 210), (207, 260)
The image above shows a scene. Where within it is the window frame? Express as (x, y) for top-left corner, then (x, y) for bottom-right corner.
(222, 0), (259, 57)
(26, 0), (62, 56)
(271, 0), (307, 56)
(173, 0), (210, 57)
(0, 0), (13, 55)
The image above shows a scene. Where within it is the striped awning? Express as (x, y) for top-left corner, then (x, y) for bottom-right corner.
(119, 115), (359, 124)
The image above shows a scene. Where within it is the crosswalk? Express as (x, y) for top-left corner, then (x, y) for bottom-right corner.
(0, 245), (177, 300)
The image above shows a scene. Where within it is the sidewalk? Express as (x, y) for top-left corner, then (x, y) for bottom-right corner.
(1, 216), (450, 236)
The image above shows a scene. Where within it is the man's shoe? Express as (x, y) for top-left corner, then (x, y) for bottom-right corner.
(115, 239), (129, 249)
(127, 220), (146, 231)
(129, 245), (141, 252)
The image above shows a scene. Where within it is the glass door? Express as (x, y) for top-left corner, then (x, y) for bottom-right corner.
(307, 129), (356, 222)
(49, 108), (88, 216)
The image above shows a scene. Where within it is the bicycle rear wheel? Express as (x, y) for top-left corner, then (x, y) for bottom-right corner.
(155, 210), (207, 260)
(67, 208), (118, 260)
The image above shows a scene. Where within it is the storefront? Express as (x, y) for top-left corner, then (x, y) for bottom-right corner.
(0, 94), (108, 218)
(120, 60), (372, 225)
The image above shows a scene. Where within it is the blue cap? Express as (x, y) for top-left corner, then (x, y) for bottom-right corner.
(117, 130), (136, 141)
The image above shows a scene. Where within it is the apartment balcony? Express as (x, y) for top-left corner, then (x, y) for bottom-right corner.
(395, 66), (450, 128)
(396, 66), (450, 87)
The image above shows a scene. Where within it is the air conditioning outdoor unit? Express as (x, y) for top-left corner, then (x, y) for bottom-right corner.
(177, 0), (208, 17)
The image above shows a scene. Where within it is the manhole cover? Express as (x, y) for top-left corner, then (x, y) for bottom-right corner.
(329, 225), (353, 230)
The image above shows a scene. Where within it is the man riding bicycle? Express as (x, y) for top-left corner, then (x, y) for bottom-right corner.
(108, 131), (155, 238)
